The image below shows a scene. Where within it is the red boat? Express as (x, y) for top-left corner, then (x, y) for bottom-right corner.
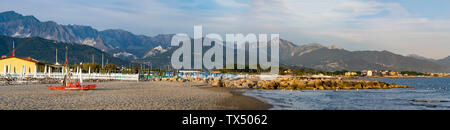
(47, 82), (96, 90)
(47, 46), (97, 91)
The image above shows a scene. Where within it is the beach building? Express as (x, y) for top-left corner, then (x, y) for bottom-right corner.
(283, 69), (294, 75)
(381, 71), (389, 76)
(364, 70), (373, 77)
(0, 44), (138, 80)
(361, 70), (373, 77)
(345, 72), (358, 76)
(0, 56), (44, 74)
(389, 71), (399, 76)
(430, 73), (450, 77)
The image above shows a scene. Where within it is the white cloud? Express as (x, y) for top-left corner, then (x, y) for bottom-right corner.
(212, 0), (450, 59)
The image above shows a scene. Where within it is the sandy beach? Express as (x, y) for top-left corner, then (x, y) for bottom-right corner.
(0, 81), (271, 110)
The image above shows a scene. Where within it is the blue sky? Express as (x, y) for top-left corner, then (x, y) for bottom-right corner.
(1, 0), (449, 59)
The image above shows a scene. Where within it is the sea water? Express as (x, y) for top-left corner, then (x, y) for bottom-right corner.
(244, 78), (450, 110)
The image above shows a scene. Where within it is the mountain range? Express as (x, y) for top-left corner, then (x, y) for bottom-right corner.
(407, 54), (450, 72)
(438, 56), (450, 67)
(0, 11), (173, 61)
(277, 40), (448, 72)
(0, 11), (448, 72)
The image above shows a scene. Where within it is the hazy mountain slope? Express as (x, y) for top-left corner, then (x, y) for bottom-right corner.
(438, 56), (450, 72)
(279, 41), (447, 72)
(351, 51), (447, 72)
(0, 35), (129, 66)
(407, 54), (436, 62)
(438, 56), (450, 65)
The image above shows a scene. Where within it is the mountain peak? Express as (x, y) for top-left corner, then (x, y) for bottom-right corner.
(279, 39), (297, 48)
(0, 11), (39, 23)
(0, 11), (19, 15)
(0, 11), (22, 21)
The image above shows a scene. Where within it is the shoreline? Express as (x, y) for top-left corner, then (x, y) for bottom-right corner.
(0, 81), (270, 110)
(207, 87), (272, 110)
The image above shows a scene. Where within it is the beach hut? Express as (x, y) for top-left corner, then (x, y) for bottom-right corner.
(0, 56), (42, 74)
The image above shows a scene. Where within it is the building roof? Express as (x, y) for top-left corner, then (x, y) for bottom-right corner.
(0, 56), (40, 63)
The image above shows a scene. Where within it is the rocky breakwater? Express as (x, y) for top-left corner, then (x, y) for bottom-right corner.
(151, 77), (412, 90)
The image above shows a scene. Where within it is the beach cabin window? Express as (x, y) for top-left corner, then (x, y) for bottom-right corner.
(14, 67), (16, 73)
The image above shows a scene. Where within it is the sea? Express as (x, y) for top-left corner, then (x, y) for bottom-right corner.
(244, 78), (450, 110)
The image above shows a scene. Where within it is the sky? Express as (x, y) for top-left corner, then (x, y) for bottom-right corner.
(1, 0), (450, 59)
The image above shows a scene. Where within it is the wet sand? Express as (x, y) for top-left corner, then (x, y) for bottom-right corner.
(0, 81), (271, 110)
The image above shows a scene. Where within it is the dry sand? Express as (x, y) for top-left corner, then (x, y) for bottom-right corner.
(0, 81), (271, 110)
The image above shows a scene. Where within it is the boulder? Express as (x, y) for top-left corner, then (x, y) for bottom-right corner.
(177, 78), (185, 82)
(211, 81), (223, 87)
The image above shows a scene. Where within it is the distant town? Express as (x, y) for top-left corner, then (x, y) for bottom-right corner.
(280, 68), (450, 78)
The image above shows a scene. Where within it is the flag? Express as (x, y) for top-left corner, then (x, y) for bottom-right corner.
(64, 46), (68, 66)
(11, 41), (15, 56)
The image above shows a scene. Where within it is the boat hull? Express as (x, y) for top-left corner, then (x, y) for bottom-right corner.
(47, 84), (96, 90)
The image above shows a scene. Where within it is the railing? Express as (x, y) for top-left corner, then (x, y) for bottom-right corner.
(0, 73), (139, 81)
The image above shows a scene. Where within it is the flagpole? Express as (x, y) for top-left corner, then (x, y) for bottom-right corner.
(64, 46), (68, 86)
(11, 41), (15, 56)
(65, 46), (68, 67)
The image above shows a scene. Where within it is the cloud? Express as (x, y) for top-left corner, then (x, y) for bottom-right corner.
(218, 0), (450, 59)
